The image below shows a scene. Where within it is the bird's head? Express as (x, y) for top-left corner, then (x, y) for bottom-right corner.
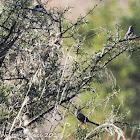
(129, 25), (134, 31)
(35, 4), (43, 9)
(32, 4), (44, 15)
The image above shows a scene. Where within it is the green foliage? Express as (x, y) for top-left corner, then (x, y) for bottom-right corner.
(71, 126), (88, 140)
(72, 0), (140, 137)
(0, 0), (140, 139)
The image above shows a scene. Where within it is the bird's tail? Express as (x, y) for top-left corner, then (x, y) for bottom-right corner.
(88, 120), (99, 126)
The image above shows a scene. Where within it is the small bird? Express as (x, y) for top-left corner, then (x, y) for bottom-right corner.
(77, 113), (99, 126)
(125, 25), (135, 39)
(32, 4), (44, 15)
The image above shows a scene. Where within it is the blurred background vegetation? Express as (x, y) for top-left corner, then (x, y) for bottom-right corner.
(64, 0), (140, 138)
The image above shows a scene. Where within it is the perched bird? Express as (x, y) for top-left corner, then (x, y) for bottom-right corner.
(32, 4), (44, 15)
(77, 113), (99, 126)
(125, 25), (135, 39)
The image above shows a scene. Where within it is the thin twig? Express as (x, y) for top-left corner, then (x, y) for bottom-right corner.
(87, 91), (118, 118)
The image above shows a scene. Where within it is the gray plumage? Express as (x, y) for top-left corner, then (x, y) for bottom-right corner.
(125, 25), (135, 39)
(32, 4), (44, 15)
